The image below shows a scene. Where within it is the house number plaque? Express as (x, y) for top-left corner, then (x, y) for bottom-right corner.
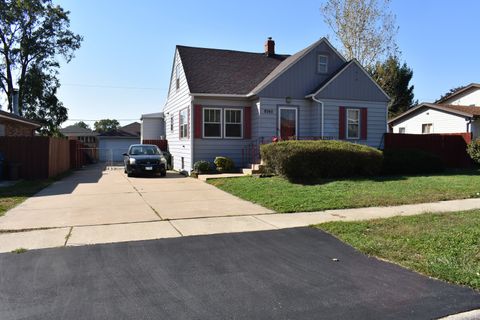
(262, 108), (274, 114)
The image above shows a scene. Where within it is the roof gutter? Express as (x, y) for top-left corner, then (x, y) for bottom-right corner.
(0, 113), (41, 128)
(190, 93), (249, 98)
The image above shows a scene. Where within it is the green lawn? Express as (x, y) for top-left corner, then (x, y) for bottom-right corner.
(208, 170), (480, 213)
(316, 210), (480, 290)
(0, 174), (69, 217)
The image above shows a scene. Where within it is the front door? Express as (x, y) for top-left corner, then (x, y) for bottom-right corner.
(279, 107), (297, 140)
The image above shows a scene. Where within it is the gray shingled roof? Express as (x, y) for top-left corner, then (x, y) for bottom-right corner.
(177, 46), (289, 95)
(60, 125), (97, 136)
(0, 110), (40, 127)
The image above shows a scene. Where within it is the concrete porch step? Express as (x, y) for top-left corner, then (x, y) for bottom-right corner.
(242, 163), (263, 175)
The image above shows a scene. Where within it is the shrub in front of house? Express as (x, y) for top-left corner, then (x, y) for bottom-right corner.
(381, 149), (444, 175)
(193, 160), (215, 174)
(260, 140), (383, 183)
(467, 139), (480, 165)
(214, 156), (235, 172)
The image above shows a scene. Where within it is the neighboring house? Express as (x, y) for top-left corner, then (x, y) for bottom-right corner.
(0, 110), (40, 136)
(163, 37), (390, 172)
(389, 83), (480, 138)
(59, 125), (98, 148)
(141, 112), (165, 141)
(97, 122), (141, 162)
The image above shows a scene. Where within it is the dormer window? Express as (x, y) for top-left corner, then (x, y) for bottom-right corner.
(317, 55), (328, 73)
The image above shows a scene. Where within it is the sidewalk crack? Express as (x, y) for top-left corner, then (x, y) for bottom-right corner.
(64, 227), (73, 246)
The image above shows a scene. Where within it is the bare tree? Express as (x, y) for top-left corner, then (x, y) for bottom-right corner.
(320, 0), (398, 69)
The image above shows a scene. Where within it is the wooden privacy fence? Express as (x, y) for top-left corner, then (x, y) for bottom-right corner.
(142, 139), (168, 151)
(384, 133), (473, 168)
(69, 140), (98, 169)
(0, 136), (70, 179)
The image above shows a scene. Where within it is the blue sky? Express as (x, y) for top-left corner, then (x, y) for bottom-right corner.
(56, 0), (480, 127)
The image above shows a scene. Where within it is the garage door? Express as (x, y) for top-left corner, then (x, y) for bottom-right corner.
(98, 138), (140, 162)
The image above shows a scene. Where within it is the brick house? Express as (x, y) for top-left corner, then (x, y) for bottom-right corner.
(0, 110), (40, 136)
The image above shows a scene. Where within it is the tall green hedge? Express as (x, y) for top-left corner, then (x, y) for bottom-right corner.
(260, 140), (383, 183)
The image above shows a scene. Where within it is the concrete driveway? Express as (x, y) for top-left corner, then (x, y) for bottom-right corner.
(0, 165), (272, 241)
(1, 228), (478, 320)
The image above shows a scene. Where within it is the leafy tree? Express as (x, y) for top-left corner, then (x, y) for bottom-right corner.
(94, 119), (120, 133)
(371, 56), (415, 117)
(73, 121), (90, 130)
(0, 0), (82, 135)
(21, 64), (67, 136)
(320, 0), (398, 69)
(436, 85), (466, 103)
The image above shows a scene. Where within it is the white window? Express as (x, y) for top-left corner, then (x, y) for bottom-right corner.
(224, 109), (243, 138)
(422, 123), (432, 134)
(347, 109), (360, 139)
(175, 64), (180, 90)
(398, 127), (405, 134)
(0, 124), (5, 136)
(170, 116), (174, 132)
(317, 55), (328, 73)
(179, 108), (188, 138)
(203, 108), (222, 138)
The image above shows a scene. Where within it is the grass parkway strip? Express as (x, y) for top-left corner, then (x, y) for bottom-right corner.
(209, 169), (480, 213)
(316, 210), (480, 290)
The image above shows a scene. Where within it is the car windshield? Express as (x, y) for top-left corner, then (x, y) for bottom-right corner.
(130, 146), (160, 155)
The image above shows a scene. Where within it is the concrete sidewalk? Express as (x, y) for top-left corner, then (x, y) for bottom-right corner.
(1, 197), (480, 253)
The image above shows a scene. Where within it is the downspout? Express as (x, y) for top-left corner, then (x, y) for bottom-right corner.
(190, 96), (195, 173)
(312, 97), (324, 138)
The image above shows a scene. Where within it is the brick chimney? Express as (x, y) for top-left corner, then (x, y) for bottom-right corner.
(264, 37), (275, 56)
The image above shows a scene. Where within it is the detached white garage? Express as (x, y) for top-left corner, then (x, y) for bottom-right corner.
(98, 133), (140, 163)
(389, 103), (480, 138)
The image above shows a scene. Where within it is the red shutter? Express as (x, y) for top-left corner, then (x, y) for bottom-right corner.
(361, 108), (368, 140)
(178, 110), (181, 139)
(339, 107), (346, 139)
(244, 106), (251, 139)
(194, 105), (202, 139)
(360, 108), (368, 140)
(187, 108), (190, 139)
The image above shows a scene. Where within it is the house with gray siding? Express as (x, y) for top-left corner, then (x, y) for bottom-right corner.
(163, 37), (390, 172)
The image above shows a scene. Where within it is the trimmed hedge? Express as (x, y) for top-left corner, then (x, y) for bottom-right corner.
(382, 149), (444, 175)
(214, 156), (235, 172)
(467, 139), (480, 165)
(193, 160), (215, 173)
(261, 140), (383, 183)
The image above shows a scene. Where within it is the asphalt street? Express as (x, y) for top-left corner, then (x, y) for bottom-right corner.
(0, 227), (478, 319)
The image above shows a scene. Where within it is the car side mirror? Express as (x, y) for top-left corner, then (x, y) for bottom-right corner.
(122, 153), (128, 156)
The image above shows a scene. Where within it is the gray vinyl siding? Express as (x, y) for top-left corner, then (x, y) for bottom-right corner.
(251, 99), (260, 140)
(256, 98), (320, 141)
(192, 98), (253, 167)
(322, 99), (388, 148)
(315, 62), (390, 102)
(193, 139), (252, 167)
(141, 117), (165, 141)
(258, 42), (345, 99)
(163, 49), (193, 171)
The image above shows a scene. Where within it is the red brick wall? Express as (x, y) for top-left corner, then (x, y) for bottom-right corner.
(0, 119), (36, 137)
